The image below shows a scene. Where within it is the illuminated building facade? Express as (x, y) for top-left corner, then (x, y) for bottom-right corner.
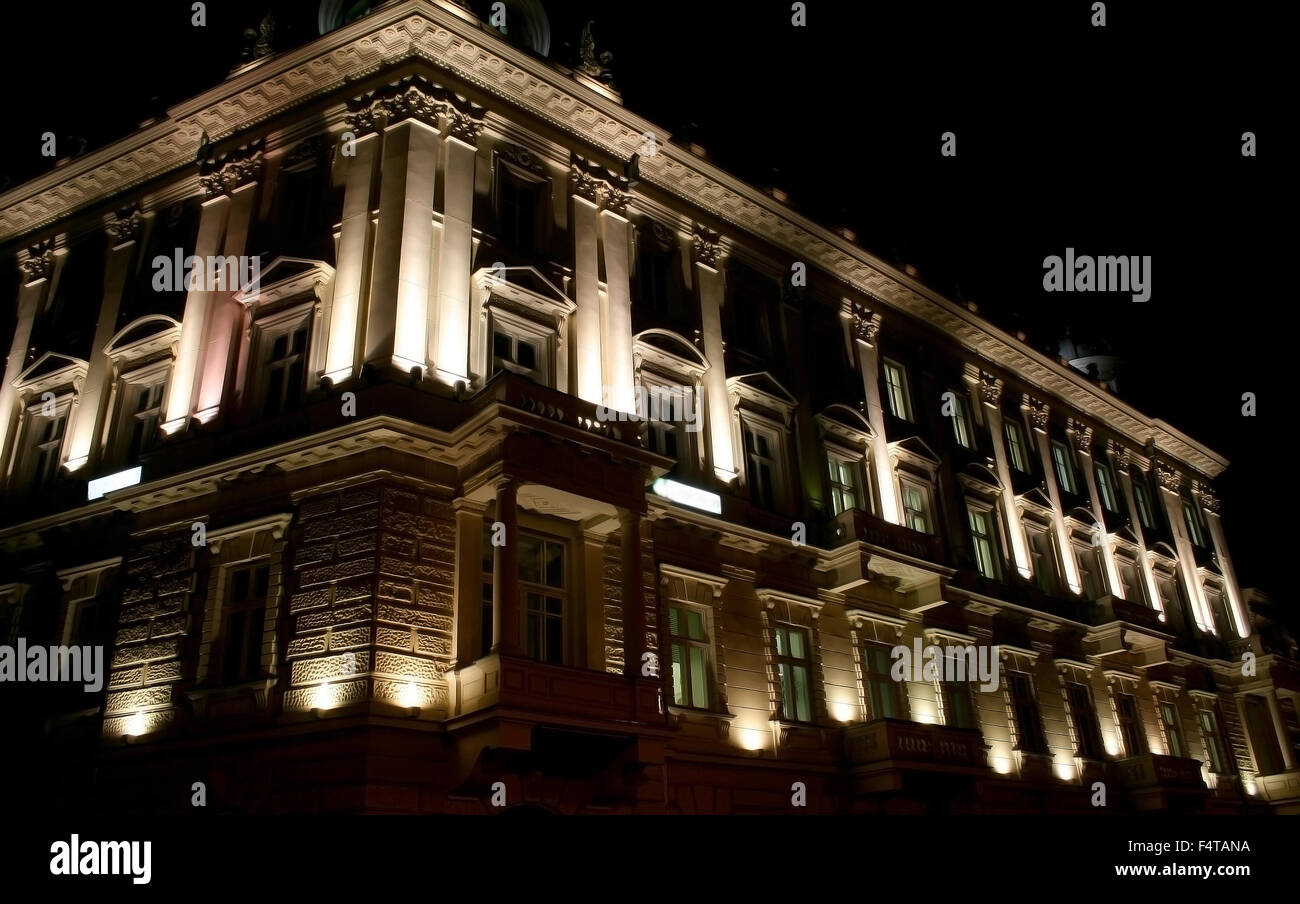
(1, 0), (1296, 814)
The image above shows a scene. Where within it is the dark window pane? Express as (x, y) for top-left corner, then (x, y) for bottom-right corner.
(517, 340), (536, 370)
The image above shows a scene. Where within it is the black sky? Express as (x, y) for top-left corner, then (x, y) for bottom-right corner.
(0, 1), (1287, 603)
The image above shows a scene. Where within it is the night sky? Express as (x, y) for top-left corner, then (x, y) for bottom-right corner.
(0, 2), (1285, 608)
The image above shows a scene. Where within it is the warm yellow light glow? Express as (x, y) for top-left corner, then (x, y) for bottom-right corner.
(399, 680), (421, 709)
(1054, 762), (1075, 781)
(1245, 778), (1257, 796)
(314, 682), (335, 710)
(993, 757), (1012, 775)
(832, 702), (856, 723)
(125, 711), (147, 737)
(739, 728), (765, 751)
(1104, 736), (1118, 757)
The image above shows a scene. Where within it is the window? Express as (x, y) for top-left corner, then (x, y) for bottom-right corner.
(496, 170), (545, 255)
(1133, 480), (1156, 529)
(219, 563), (269, 684)
(1008, 671), (1048, 754)
(1114, 691), (1147, 756)
(1118, 560), (1144, 605)
(1197, 708), (1231, 774)
(23, 409), (68, 486)
(743, 423), (781, 510)
(262, 323), (309, 418)
(941, 666), (975, 729)
(1160, 700), (1186, 758)
(492, 329), (540, 378)
(950, 391), (974, 448)
(862, 641), (900, 720)
(967, 505), (1001, 580)
(900, 481), (930, 534)
(668, 604), (712, 709)
(774, 623), (812, 722)
(1051, 440), (1077, 494)
(487, 310), (553, 388)
(827, 452), (862, 516)
(519, 533), (565, 665)
(1077, 545), (1104, 599)
(1094, 462), (1119, 512)
(118, 379), (165, 462)
(481, 523), (495, 658)
(1028, 528), (1057, 594)
(1004, 420), (1030, 473)
(1182, 499), (1207, 547)
(1066, 682), (1105, 759)
(882, 359), (912, 421)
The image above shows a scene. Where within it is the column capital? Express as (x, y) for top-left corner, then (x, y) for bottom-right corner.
(1154, 460), (1182, 493)
(975, 369), (1004, 407)
(199, 138), (264, 200)
(106, 203), (143, 247)
(346, 74), (448, 132)
(1106, 438), (1131, 470)
(692, 225), (724, 268)
(1025, 396), (1050, 432)
(1198, 485), (1220, 515)
(445, 106), (486, 145)
(569, 154), (627, 210)
(1067, 418), (1093, 454)
(840, 299), (880, 346)
(18, 240), (55, 284)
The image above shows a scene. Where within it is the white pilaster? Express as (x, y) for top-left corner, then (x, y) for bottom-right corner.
(432, 114), (481, 385)
(694, 232), (734, 481)
(324, 130), (379, 383)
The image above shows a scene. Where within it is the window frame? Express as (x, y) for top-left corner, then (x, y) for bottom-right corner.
(773, 621), (814, 724)
(667, 601), (714, 711)
(517, 530), (568, 666)
(950, 389), (975, 449)
(899, 478), (932, 534)
(1113, 689), (1149, 757)
(1051, 439), (1078, 494)
(1133, 479), (1156, 529)
(1004, 419), (1030, 473)
(741, 416), (788, 512)
(882, 358), (912, 421)
(1006, 669), (1049, 755)
(247, 300), (316, 420)
(216, 561), (272, 686)
(966, 502), (1002, 580)
(862, 639), (902, 721)
(485, 307), (554, 388)
(1064, 680), (1106, 760)
(1094, 461), (1119, 512)
(826, 447), (866, 516)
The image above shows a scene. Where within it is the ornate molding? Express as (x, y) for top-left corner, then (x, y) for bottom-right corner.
(846, 301), (881, 346)
(19, 241), (54, 283)
(979, 371), (1003, 408)
(1154, 461), (1182, 494)
(569, 154), (627, 211)
(1026, 397), (1050, 432)
(445, 105), (486, 144)
(1107, 438), (1131, 471)
(200, 139), (264, 199)
(497, 143), (546, 175)
(0, 3), (1230, 479)
(347, 74), (447, 131)
(692, 225), (722, 268)
(107, 203), (143, 245)
(1067, 418), (1093, 454)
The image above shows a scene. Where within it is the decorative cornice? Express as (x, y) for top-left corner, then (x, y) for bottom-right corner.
(347, 73), (447, 132)
(445, 104), (486, 144)
(497, 143), (546, 175)
(0, 0), (1228, 479)
(1200, 486), (1220, 515)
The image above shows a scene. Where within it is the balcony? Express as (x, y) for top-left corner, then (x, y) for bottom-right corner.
(843, 718), (987, 793)
(1115, 753), (1208, 809)
(1254, 767), (1300, 809)
(466, 653), (664, 729)
(830, 508), (947, 565)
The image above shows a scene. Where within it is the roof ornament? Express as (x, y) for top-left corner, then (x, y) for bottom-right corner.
(577, 21), (615, 87)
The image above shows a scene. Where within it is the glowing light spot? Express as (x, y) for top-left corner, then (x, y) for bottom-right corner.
(399, 680), (421, 709)
(314, 682), (335, 710)
(125, 711), (147, 737)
